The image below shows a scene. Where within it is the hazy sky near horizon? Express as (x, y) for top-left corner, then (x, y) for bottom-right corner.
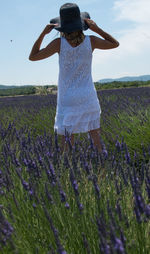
(1, 0), (150, 86)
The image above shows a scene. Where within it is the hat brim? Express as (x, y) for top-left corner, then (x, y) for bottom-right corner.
(50, 12), (90, 33)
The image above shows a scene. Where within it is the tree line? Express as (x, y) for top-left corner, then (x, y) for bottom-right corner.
(0, 81), (150, 97)
(94, 80), (150, 90)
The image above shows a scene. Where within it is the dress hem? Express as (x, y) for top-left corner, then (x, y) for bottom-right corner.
(54, 118), (100, 135)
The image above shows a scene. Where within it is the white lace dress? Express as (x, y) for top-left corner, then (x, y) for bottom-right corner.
(54, 35), (101, 135)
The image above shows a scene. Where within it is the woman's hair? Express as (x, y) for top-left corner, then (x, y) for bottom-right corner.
(60, 30), (85, 46)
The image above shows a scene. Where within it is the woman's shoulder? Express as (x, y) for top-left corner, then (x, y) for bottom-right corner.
(88, 35), (96, 52)
(89, 35), (98, 42)
(50, 37), (61, 53)
(51, 37), (61, 47)
(89, 35), (100, 51)
(53, 37), (61, 44)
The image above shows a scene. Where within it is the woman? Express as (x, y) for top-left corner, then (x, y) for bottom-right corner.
(29, 3), (119, 154)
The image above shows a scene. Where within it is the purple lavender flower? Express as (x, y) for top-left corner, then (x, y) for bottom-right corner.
(125, 150), (131, 164)
(83, 160), (90, 174)
(60, 190), (66, 203)
(43, 206), (67, 254)
(45, 183), (53, 203)
(134, 193), (145, 214)
(101, 244), (111, 254)
(33, 203), (36, 208)
(115, 140), (121, 152)
(65, 202), (70, 209)
(134, 206), (142, 223)
(72, 180), (79, 196)
(38, 155), (43, 165)
(145, 178), (150, 201)
(0, 189), (4, 195)
(92, 175), (100, 199)
(29, 189), (33, 196)
(54, 129), (59, 152)
(102, 147), (108, 159)
(87, 133), (94, 151)
(0, 210), (14, 246)
(82, 233), (91, 254)
(78, 203), (84, 211)
(107, 201), (117, 228)
(145, 204), (150, 218)
(114, 238), (125, 253)
(14, 157), (20, 167)
(22, 180), (29, 191)
(46, 170), (51, 180)
(120, 229), (126, 247)
(134, 151), (137, 160)
(96, 214), (107, 239)
(70, 168), (79, 196)
(49, 163), (56, 181)
(73, 180), (78, 191)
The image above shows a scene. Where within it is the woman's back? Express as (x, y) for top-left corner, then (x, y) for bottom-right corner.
(57, 35), (100, 113)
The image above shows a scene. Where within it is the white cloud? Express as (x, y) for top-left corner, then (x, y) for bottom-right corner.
(92, 0), (150, 80)
(113, 0), (150, 24)
(114, 0), (150, 54)
(113, 0), (150, 53)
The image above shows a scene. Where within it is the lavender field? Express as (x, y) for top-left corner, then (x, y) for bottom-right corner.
(0, 87), (150, 254)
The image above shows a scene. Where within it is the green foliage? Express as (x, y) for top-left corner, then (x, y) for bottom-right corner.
(94, 80), (150, 91)
(0, 86), (36, 96)
(1, 81), (150, 97)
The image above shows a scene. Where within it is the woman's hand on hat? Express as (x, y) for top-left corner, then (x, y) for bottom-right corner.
(84, 18), (98, 32)
(42, 24), (58, 35)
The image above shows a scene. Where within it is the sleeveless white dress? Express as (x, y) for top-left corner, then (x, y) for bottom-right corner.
(54, 35), (101, 135)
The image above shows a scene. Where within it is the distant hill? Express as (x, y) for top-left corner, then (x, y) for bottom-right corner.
(0, 84), (34, 89)
(98, 75), (150, 83)
(0, 85), (17, 89)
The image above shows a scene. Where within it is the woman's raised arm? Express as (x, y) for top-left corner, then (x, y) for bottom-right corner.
(84, 18), (119, 51)
(29, 24), (60, 61)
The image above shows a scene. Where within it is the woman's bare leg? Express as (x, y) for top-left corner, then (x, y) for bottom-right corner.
(88, 128), (102, 153)
(60, 134), (74, 153)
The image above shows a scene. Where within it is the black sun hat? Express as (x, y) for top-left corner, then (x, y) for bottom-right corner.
(50, 3), (90, 33)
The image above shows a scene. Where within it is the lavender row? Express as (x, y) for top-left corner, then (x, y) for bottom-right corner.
(0, 87), (150, 252)
(0, 122), (150, 252)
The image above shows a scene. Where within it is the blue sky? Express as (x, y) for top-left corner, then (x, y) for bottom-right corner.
(0, 0), (150, 86)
